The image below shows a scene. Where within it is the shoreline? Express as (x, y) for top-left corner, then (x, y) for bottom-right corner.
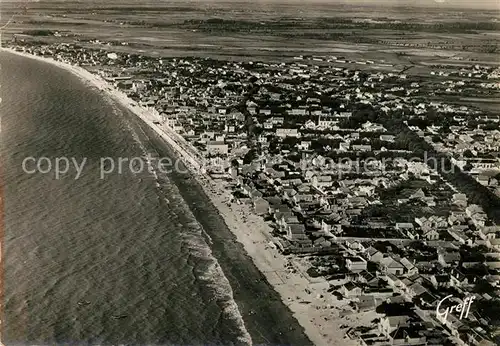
(1, 47), (357, 346)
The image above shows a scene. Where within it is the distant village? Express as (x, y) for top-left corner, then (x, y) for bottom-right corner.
(10, 40), (500, 346)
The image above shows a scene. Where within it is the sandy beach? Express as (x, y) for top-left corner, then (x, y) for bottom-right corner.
(1, 47), (364, 346)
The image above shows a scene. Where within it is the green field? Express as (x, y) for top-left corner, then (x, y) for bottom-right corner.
(2, 1), (499, 69)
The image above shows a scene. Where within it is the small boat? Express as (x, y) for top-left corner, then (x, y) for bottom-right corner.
(111, 314), (128, 320)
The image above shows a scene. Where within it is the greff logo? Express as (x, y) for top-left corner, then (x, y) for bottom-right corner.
(436, 295), (475, 321)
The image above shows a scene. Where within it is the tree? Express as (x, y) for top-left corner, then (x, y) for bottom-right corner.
(243, 149), (258, 164)
(463, 162), (473, 172)
(463, 149), (475, 158)
(473, 278), (495, 294)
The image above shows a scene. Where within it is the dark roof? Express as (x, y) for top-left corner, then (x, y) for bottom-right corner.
(391, 326), (422, 340)
(265, 197), (282, 206)
(277, 205), (292, 213)
(434, 275), (450, 283)
(344, 282), (359, 291)
(289, 224), (306, 234)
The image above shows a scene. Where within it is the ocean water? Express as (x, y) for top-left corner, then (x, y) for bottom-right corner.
(0, 52), (311, 346)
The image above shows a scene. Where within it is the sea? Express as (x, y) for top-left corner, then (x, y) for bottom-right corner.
(0, 51), (312, 346)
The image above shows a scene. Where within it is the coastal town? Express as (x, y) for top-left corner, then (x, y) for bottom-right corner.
(6, 39), (500, 346)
